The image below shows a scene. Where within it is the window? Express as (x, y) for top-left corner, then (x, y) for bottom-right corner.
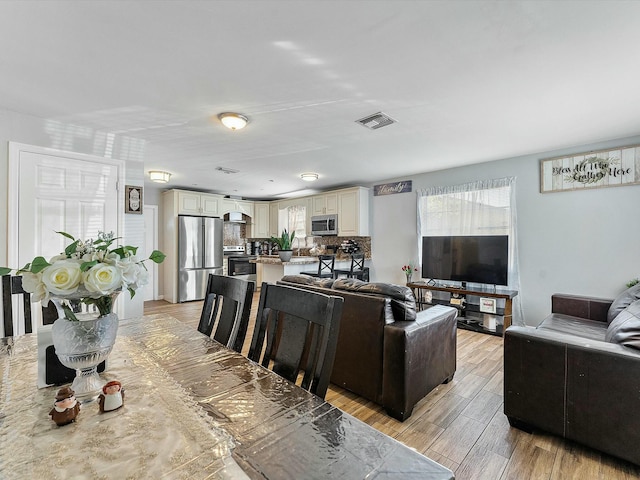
(278, 205), (307, 246)
(417, 177), (523, 324)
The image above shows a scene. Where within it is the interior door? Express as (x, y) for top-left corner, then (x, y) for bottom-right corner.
(16, 150), (119, 264)
(9, 145), (121, 332)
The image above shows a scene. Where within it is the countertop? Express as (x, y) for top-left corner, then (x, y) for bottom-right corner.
(252, 255), (318, 265)
(252, 254), (372, 265)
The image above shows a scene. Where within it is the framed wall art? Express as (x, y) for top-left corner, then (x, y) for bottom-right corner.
(540, 144), (640, 193)
(125, 185), (143, 214)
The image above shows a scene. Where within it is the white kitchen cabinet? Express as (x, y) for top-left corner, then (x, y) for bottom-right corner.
(269, 202), (280, 237)
(221, 198), (254, 218)
(252, 202), (270, 238)
(337, 187), (370, 236)
(311, 193), (338, 216)
(176, 190), (222, 216)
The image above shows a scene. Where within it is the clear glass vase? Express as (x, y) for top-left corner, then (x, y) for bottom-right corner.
(50, 293), (119, 403)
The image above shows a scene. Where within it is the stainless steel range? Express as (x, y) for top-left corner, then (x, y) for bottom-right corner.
(223, 245), (256, 285)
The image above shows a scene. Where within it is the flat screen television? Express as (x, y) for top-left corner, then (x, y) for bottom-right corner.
(422, 235), (509, 286)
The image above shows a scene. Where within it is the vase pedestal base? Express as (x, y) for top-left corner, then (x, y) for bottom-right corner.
(71, 367), (103, 403)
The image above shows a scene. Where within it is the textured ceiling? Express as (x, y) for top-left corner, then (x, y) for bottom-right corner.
(2, 1), (640, 199)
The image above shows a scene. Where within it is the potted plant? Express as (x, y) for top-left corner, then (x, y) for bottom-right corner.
(271, 229), (295, 262)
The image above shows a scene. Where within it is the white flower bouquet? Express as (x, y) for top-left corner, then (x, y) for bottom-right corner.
(0, 231), (165, 320)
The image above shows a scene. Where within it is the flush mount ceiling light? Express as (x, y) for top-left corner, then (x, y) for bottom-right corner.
(149, 170), (172, 183)
(300, 172), (319, 182)
(218, 112), (248, 130)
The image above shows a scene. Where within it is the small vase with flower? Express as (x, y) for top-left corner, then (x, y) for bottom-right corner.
(401, 263), (419, 285)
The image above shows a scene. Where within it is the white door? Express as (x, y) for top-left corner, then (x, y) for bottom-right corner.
(143, 205), (158, 301)
(8, 144), (122, 332)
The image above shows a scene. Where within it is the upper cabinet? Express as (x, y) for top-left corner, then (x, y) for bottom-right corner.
(252, 202), (270, 238)
(176, 190), (222, 216)
(268, 202), (279, 237)
(311, 193), (338, 216)
(337, 187), (370, 237)
(221, 198), (254, 218)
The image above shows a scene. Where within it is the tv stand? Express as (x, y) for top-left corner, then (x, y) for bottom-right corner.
(408, 282), (518, 337)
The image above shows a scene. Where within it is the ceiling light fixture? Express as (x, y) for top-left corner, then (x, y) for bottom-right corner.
(300, 172), (319, 182)
(218, 112), (248, 130)
(149, 170), (172, 183)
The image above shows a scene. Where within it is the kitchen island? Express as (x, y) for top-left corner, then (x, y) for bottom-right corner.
(252, 255), (370, 288)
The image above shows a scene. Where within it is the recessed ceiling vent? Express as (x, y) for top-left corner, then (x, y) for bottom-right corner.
(216, 166), (239, 174)
(356, 112), (396, 130)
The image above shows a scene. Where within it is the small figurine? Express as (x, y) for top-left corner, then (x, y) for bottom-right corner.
(98, 380), (125, 413)
(49, 386), (81, 426)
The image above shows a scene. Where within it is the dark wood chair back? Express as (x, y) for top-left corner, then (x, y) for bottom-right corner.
(334, 253), (369, 281)
(2, 275), (32, 336)
(198, 274), (255, 352)
(300, 254), (335, 278)
(248, 282), (344, 399)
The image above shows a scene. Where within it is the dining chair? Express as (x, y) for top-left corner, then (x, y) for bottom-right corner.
(333, 253), (369, 281)
(2, 275), (33, 337)
(300, 254), (335, 279)
(248, 282), (344, 399)
(198, 274), (255, 352)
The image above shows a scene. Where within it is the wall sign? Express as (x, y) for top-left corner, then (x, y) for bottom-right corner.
(125, 185), (143, 214)
(374, 180), (412, 196)
(540, 145), (640, 193)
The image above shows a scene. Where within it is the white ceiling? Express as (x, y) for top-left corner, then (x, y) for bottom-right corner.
(2, 1), (640, 199)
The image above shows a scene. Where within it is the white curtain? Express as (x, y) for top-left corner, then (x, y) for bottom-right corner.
(278, 205), (307, 246)
(417, 177), (524, 325)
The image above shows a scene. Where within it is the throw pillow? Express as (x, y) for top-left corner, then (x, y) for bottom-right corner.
(605, 299), (640, 350)
(607, 283), (640, 324)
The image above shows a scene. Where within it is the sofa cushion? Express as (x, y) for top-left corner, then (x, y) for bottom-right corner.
(538, 313), (608, 341)
(605, 299), (640, 350)
(332, 278), (417, 321)
(607, 283), (640, 324)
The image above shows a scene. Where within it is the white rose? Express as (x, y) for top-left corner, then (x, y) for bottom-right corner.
(20, 272), (48, 302)
(41, 260), (82, 296)
(117, 257), (146, 288)
(82, 264), (122, 295)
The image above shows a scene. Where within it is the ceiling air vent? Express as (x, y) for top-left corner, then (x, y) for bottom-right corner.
(215, 166), (239, 174)
(355, 112), (396, 130)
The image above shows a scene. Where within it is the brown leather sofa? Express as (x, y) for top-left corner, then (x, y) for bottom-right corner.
(504, 285), (640, 466)
(278, 275), (458, 421)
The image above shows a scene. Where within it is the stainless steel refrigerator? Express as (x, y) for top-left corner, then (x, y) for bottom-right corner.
(178, 216), (223, 302)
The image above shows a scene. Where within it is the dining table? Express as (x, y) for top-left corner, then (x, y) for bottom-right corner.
(0, 313), (455, 479)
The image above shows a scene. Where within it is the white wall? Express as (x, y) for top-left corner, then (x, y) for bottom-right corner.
(0, 108), (147, 318)
(370, 135), (640, 326)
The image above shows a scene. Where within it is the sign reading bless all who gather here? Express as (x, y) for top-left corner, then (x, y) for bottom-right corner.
(540, 145), (640, 193)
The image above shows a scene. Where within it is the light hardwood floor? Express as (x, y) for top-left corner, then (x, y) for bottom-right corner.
(144, 297), (640, 480)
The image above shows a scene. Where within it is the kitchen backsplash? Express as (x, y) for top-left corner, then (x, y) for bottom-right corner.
(246, 235), (371, 259)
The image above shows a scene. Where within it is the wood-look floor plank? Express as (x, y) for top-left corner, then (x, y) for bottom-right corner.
(456, 444), (508, 480)
(144, 298), (640, 480)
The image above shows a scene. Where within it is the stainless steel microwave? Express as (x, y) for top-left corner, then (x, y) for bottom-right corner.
(311, 214), (338, 236)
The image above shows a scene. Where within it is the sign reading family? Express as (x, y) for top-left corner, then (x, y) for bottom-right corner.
(374, 180), (412, 196)
(540, 145), (640, 193)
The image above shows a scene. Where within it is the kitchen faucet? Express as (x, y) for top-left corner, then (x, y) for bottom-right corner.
(293, 237), (302, 256)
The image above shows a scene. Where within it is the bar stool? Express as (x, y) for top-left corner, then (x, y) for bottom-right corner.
(333, 253), (369, 281)
(300, 255), (335, 278)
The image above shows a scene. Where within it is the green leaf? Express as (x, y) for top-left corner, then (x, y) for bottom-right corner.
(30, 257), (51, 273)
(61, 304), (78, 321)
(149, 250), (166, 263)
(128, 287), (136, 299)
(80, 260), (98, 271)
(0, 267), (11, 276)
(65, 239), (80, 256)
(111, 247), (126, 258)
(56, 231), (75, 241)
